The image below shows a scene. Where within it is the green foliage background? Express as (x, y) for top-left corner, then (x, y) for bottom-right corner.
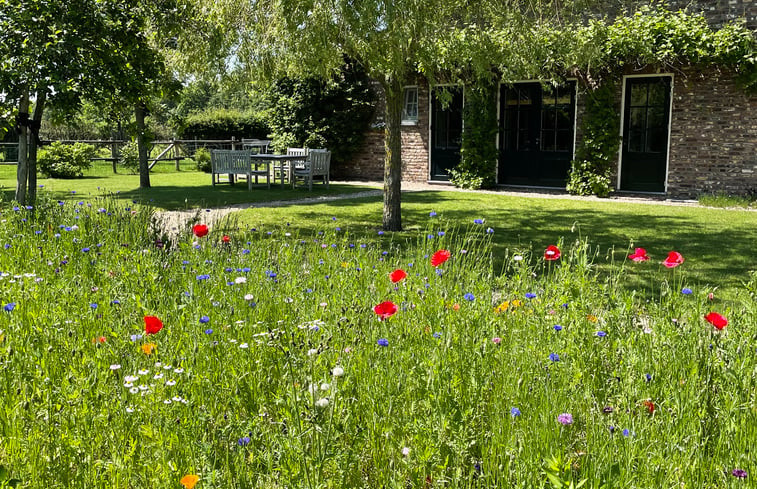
(566, 85), (621, 197)
(37, 142), (95, 178)
(265, 64), (375, 167)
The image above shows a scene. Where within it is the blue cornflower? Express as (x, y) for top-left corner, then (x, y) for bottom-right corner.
(130, 334), (142, 342)
(335, 227), (341, 232)
(429, 211), (437, 217)
(377, 338), (389, 347)
(645, 373), (652, 382)
(265, 270), (277, 279)
(182, 260), (190, 265)
(432, 332), (441, 339)
(549, 353), (560, 362)
(438, 231), (445, 237)
(3, 303), (16, 312)
(681, 287), (693, 295)
(196, 274), (210, 281)
(622, 429), (630, 437)
(199, 316), (210, 324)
(238, 436), (250, 446)
(486, 228), (494, 234)
(111, 299), (120, 305)
(553, 325), (562, 331)
(378, 231), (384, 236)
(242, 267), (251, 273)
(510, 407), (521, 417)
(473, 219), (484, 224)
(90, 303), (98, 309)
(331, 217), (337, 221)
(464, 293), (475, 301)
(427, 234), (434, 239)
(224, 267), (233, 273)
(204, 329), (213, 335)
(596, 331), (607, 337)
(525, 292), (536, 299)
(305, 288), (313, 293)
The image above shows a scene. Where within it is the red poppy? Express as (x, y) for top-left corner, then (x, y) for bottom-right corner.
(192, 224), (209, 238)
(544, 245), (561, 261)
(91, 336), (106, 344)
(389, 269), (407, 283)
(430, 250), (451, 267)
(144, 315), (164, 335)
(628, 248), (650, 262)
(704, 312), (728, 330)
(643, 400), (655, 414)
(373, 301), (398, 320)
(662, 251), (684, 268)
(222, 235), (230, 243)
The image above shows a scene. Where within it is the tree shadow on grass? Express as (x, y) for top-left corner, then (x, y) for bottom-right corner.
(227, 190), (757, 295)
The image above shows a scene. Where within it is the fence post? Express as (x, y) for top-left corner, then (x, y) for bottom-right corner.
(110, 137), (118, 173)
(194, 136), (198, 155)
(231, 136), (236, 151)
(173, 139), (180, 171)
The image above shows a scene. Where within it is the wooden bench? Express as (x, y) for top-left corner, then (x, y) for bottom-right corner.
(210, 150), (270, 190)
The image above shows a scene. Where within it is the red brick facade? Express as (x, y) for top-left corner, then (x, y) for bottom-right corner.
(335, 82), (430, 183)
(348, 4), (757, 198)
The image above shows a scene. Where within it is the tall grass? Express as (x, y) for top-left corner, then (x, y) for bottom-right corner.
(0, 195), (754, 488)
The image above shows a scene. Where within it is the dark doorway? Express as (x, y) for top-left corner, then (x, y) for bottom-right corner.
(620, 76), (672, 192)
(430, 87), (463, 181)
(498, 82), (576, 187)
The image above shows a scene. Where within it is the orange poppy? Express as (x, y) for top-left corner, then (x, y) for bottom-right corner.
(180, 474), (200, 489)
(141, 343), (157, 355)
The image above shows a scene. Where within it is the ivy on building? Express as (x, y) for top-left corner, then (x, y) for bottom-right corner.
(448, 5), (756, 194)
(566, 85), (620, 197)
(450, 83), (497, 189)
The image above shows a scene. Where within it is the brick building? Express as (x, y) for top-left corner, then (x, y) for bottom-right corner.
(340, 1), (757, 198)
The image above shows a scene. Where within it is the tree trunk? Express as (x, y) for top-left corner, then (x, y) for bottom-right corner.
(135, 102), (151, 188)
(382, 79), (403, 231)
(27, 89), (47, 204)
(15, 92), (30, 204)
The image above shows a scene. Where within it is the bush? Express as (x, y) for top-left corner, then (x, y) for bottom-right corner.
(193, 147), (211, 173)
(178, 109), (270, 141)
(119, 141), (140, 174)
(38, 142), (95, 178)
(566, 85), (620, 197)
(265, 62), (375, 167)
(450, 83), (498, 189)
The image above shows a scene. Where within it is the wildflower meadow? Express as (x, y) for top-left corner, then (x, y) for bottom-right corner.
(0, 195), (755, 489)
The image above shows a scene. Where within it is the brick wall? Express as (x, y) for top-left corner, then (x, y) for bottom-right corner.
(667, 68), (757, 198)
(667, 0), (757, 30)
(343, 80), (430, 183)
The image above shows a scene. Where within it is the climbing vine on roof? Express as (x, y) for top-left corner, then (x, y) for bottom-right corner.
(569, 5), (757, 89)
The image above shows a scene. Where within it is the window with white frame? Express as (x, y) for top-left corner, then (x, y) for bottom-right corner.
(402, 87), (418, 123)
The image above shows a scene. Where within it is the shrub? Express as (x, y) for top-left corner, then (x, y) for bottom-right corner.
(37, 142), (95, 178)
(119, 141), (140, 174)
(193, 147), (211, 173)
(265, 62), (375, 168)
(178, 109), (269, 141)
(450, 83), (498, 189)
(567, 85), (620, 197)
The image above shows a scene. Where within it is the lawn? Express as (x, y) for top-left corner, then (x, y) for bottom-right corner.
(0, 196), (755, 488)
(226, 191), (757, 297)
(0, 161), (380, 211)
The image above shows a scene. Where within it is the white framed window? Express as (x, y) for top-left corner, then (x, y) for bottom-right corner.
(402, 86), (418, 124)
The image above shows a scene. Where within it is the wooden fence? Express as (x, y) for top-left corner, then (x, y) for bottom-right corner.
(0, 137), (270, 172)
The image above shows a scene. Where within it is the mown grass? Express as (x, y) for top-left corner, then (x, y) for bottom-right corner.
(225, 191), (757, 298)
(0, 161), (379, 211)
(0, 196), (755, 489)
